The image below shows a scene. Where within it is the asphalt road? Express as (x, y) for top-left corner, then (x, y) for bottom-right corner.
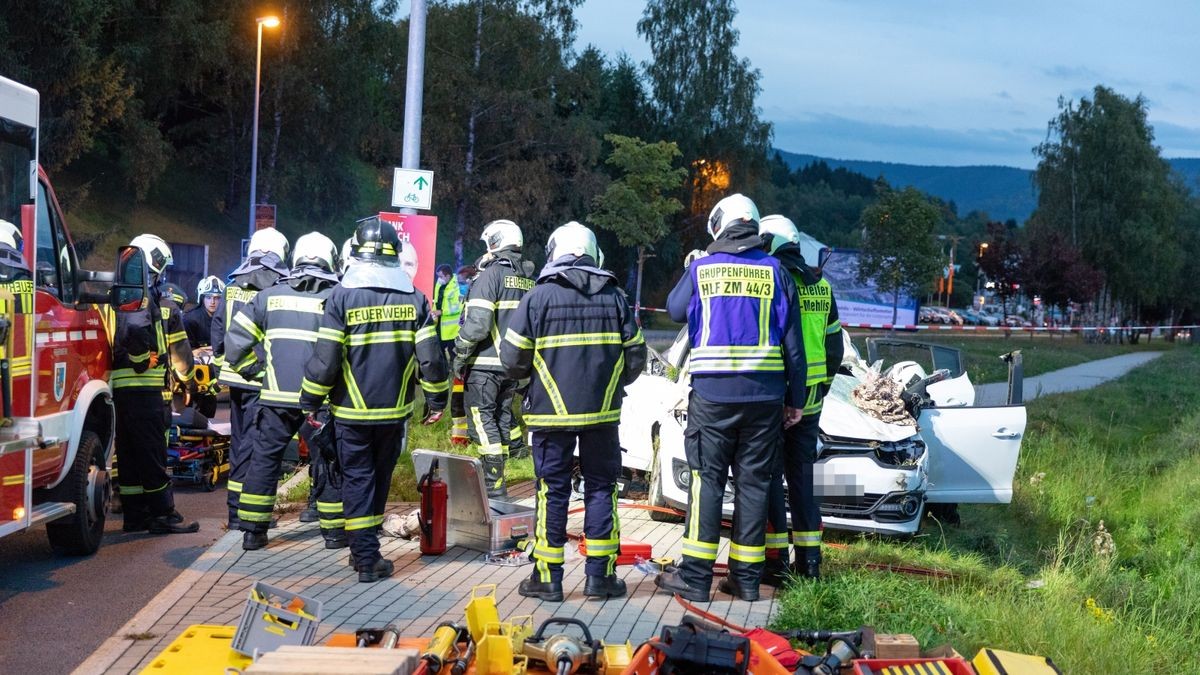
(0, 405), (233, 675)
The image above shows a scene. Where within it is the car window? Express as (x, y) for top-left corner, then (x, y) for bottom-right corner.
(34, 182), (58, 296)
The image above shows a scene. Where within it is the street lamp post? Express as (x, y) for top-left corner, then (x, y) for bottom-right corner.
(248, 15), (280, 239)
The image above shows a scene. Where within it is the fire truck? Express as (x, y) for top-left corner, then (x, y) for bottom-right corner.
(0, 76), (146, 554)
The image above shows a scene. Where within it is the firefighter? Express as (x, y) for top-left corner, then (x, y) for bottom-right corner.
(184, 275), (225, 348)
(500, 222), (645, 601)
(423, 264), (460, 427)
(113, 234), (199, 534)
(452, 220), (535, 497)
(655, 194), (807, 603)
(760, 215), (842, 582)
(212, 227), (290, 529)
(299, 217), (447, 582)
(224, 232), (343, 551)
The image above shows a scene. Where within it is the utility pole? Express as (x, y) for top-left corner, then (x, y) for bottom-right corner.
(400, 0), (428, 216)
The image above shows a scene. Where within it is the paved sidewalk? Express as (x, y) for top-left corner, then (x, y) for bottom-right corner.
(974, 351), (1163, 406)
(77, 485), (777, 674)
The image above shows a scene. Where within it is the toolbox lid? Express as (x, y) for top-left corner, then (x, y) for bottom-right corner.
(412, 449), (496, 525)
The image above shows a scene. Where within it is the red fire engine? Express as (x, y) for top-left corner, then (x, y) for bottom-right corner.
(0, 75), (146, 554)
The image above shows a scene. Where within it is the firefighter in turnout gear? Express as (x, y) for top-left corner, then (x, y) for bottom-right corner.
(212, 227), (290, 529)
(501, 222), (645, 602)
(452, 219), (535, 497)
(113, 234), (200, 534)
(761, 215), (842, 582)
(184, 275), (225, 348)
(656, 194), (807, 603)
(300, 217), (448, 582)
(422, 264), (460, 427)
(224, 232), (343, 551)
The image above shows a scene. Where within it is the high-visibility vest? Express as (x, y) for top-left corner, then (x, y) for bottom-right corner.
(793, 276), (840, 415)
(434, 278), (461, 342)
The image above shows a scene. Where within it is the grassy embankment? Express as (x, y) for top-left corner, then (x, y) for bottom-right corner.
(774, 347), (1200, 673)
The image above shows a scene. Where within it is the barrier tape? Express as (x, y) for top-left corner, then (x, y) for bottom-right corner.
(633, 305), (1198, 333)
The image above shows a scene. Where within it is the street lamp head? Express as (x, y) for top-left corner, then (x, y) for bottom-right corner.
(257, 15), (281, 28)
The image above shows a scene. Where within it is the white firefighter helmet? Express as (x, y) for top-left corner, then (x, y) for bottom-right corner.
(545, 221), (600, 263)
(196, 275), (225, 298)
(759, 215), (801, 254)
(247, 227), (289, 260)
(706, 193), (760, 240)
(292, 232), (337, 272)
(479, 219), (523, 253)
(340, 237), (354, 273)
(0, 219), (22, 252)
(130, 234), (173, 275)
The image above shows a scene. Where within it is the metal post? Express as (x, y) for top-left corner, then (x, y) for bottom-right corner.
(248, 21), (265, 238)
(399, 0), (428, 215)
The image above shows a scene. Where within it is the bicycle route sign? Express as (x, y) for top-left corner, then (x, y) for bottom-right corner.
(391, 168), (434, 210)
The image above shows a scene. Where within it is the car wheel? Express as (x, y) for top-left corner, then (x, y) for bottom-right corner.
(46, 431), (108, 556)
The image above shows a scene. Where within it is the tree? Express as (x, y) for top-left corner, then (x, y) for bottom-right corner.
(588, 134), (686, 313)
(1032, 86), (1187, 317)
(1021, 219), (1103, 317)
(858, 187), (942, 324)
(637, 0), (771, 239)
(976, 221), (1027, 319)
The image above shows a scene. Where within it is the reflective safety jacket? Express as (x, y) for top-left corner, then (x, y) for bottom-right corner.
(667, 227), (806, 406)
(454, 249), (535, 372)
(434, 277), (461, 342)
(112, 295), (194, 395)
(773, 245), (843, 415)
(224, 268), (338, 409)
(183, 305), (214, 348)
(212, 253), (288, 390)
(501, 257), (646, 429)
(299, 263), (448, 423)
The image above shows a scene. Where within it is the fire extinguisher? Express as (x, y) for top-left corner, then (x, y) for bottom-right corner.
(418, 458), (447, 555)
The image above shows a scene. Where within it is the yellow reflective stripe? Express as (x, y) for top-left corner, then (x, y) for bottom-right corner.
(112, 370), (166, 388)
(533, 542), (565, 563)
(623, 330), (645, 348)
(319, 518), (346, 528)
(826, 320), (842, 335)
(2, 475), (25, 486)
(690, 359), (786, 372)
(536, 332), (622, 348)
(415, 325), (438, 343)
(765, 532), (791, 549)
(166, 330), (187, 345)
(523, 410), (622, 427)
(346, 516), (378, 531)
(496, 300), (521, 310)
(398, 356), (416, 409)
(758, 296), (770, 348)
(601, 353), (624, 411)
(688, 470), (701, 541)
(239, 493), (276, 506)
(342, 362), (366, 409)
(532, 352), (567, 415)
(330, 403), (415, 421)
(264, 328), (319, 342)
(233, 351), (258, 373)
(259, 390), (301, 404)
(227, 480), (243, 492)
(127, 351), (150, 364)
(118, 485), (144, 495)
(238, 510), (272, 522)
(583, 538), (619, 556)
(466, 298), (496, 312)
(792, 530), (822, 547)
(267, 295), (325, 314)
(467, 355), (502, 367)
(232, 311), (264, 340)
(470, 406), (494, 446)
(691, 345), (783, 357)
(681, 538), (719, 561)
(317, 502), (344, 513)
(346, 329), (415, 346)
(301, 377), (332, 396)
(318, 326), (345, 342)
(729, 542), (766, 563)
(421, 378), (450, 393)
(504, 329), (534, 350)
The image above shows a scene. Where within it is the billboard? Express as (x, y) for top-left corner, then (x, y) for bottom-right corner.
(822, 249), (919, 326)
(377, 212), (438, 299)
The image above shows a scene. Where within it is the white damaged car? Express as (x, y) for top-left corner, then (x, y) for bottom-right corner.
(616, 330), (1027, 536)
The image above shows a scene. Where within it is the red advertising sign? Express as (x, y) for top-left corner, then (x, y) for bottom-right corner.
(254, 204), (276, 231)
(377, 212), (438, 299)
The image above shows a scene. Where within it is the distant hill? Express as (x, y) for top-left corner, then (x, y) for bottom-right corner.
(776, 150), (1200, 223)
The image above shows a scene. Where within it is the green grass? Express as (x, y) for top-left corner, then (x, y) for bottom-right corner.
(775, 347), (1200, 672)
(850, 332), (1171, 384)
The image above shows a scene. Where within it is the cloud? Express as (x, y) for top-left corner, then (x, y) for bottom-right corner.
(1167, 81), (1197, 95)
(1042, 65), (1103, 81)
(770, 113), (1045, 168)
(1149, 120), (1200, 156)
(996, 90), (1013, 100)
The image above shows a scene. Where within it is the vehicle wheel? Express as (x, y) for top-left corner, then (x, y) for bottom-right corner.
(46, 431), (109, 556)
(202, 463), (218, 492)
(648, 464), (683, 523)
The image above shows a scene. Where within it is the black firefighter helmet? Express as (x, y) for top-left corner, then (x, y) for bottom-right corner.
(352, 216), (401, 266)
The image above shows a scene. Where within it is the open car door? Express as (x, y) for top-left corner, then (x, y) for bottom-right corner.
(921, 404), (1026, 503)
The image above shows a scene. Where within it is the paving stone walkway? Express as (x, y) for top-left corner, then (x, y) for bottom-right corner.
(79, 482), (776, 674)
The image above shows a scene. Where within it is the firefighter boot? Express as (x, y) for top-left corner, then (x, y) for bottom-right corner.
(481, 454), (507, 499)
(242, 531), (269, 550)
(718, 576), (760, 602)
(654, 569), (711, 603)
(148, 514), (200, 535)
(761, 557), (789, 588)
(299, 487), (319, 523)
(801, 552), (821, 580)
(519, 574), (564, 602)
(358, 558), (394, 583)
(583, 574), (627, 599)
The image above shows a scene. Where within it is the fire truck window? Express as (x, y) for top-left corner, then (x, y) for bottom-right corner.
(35, 182), (60, 297)
(51, 197), (75, 303)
